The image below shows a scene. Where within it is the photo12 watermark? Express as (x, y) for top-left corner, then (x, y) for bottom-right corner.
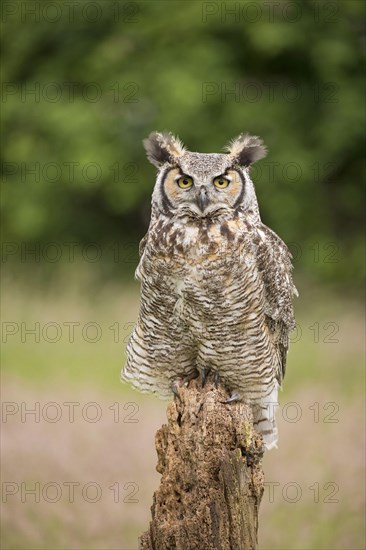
(1, 399), (339, 425)
(201, 2), (340, 24)
(202, 81), (339, 104)
(0, 318), (341, 345)
(263, 481), (340, 504)
(1, 81), (140, 104)
(1, 1), (140, 24)
(1, 480), (139, 503)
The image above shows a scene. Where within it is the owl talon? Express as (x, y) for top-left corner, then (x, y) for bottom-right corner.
(213, 371), (220, 388)
(201, 368), (210, 387)
(171, 381), (182, 401)
(222, 392), (241, 404)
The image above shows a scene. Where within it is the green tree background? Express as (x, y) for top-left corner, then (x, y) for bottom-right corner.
(2, 0), (365, 285)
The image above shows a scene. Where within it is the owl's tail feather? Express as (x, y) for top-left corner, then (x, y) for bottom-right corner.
(121, 363), (172, 399)
(252, 389), (279, 450)
(253, 410), (278, 450)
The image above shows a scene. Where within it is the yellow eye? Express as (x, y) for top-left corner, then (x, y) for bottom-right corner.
(213, 176), (230, 189)
(177, 175), (193, 189)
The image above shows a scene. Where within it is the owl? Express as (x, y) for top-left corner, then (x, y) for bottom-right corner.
(121, 131), (297, 449)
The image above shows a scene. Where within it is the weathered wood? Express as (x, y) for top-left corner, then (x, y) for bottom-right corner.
(139, 374), (264, 550)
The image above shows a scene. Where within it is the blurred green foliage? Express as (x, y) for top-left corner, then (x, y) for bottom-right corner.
(1, 0), (365, 284)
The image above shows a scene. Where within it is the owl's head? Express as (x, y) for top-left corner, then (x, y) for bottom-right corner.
(144, 131), (267, 220)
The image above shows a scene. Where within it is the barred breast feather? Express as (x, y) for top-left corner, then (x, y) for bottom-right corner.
(122, 212), (296, 413)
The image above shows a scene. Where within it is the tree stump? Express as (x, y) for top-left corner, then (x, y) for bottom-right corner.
(139, 374), (264, 550)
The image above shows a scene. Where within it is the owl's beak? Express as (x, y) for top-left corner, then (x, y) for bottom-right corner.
(197, 187), (209, 212)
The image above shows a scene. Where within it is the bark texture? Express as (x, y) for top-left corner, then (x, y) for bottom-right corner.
(139, 374), (264, 550)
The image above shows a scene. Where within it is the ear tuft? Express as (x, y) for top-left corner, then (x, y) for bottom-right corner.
(143, 131), (186, 168)
(225, 133), (267, 166)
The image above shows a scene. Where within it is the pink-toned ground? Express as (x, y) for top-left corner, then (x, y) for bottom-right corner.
(1, 376), (365, 550)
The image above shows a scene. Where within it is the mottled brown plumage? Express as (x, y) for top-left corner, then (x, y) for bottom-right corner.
(121, 132), (297, 449)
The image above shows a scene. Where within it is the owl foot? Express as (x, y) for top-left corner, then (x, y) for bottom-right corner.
(182, 369), (199, 386)
(222, 392), (241, 404)
(171, 370), (199, 401)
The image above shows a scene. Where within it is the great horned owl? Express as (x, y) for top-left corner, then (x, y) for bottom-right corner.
(121, 131), (297, 449)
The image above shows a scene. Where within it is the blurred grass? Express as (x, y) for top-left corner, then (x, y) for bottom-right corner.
(1, 266), (140, 394)
(1, 272), (365, 549)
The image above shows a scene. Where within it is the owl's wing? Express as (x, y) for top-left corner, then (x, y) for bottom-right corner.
(134, 233), (149, 282)
(254, 224), (298, 384)
(138, 233), (148, 257)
